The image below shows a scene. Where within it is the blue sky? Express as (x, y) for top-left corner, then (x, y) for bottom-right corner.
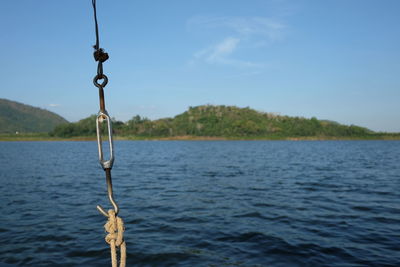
(1, 0), (399, 132)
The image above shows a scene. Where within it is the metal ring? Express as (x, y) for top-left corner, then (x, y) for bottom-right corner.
(93, 74), (108, 88)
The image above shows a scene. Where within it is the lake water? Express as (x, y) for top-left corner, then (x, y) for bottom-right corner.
(0, 141), (399, 266)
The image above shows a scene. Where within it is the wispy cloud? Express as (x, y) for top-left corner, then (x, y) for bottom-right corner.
(188, 16), (285, 41)
(48, 103), (60, 107)
(195, 37), (264, 68)
(188, 16), (285, 68)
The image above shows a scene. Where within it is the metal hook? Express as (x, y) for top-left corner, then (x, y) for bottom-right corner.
(97, 168), (119, 217)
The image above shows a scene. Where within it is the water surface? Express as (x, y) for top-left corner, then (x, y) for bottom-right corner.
(0, 141), (399, 266)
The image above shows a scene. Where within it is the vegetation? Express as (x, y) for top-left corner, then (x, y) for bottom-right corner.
(50, 115), (97, 137)
(0, 98), (68, 133)
(2, 100), (398, 140)
(49, 105), (397, 140)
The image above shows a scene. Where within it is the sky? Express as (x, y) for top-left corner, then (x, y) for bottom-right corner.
(1, 0), (399, 132)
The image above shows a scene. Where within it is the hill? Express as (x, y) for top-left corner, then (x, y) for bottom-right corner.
(0, 98), (68, 133)
(51, 105), (375, 139)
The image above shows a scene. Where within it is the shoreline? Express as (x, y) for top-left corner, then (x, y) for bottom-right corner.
(1, 134), (400, 142)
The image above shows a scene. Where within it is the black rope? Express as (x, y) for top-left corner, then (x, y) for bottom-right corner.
(92, 0), (100, 51)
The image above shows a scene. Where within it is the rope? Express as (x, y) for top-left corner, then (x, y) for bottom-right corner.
(92, 0), (100, 51)
(104, 210), (126, 267)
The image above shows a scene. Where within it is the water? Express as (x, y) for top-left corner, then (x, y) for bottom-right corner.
(0, 141), (399, 266)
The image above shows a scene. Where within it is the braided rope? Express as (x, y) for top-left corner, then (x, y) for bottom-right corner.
(104, 210), (126, 267)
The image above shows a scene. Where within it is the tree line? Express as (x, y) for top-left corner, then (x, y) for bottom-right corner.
(50, 105), (375, 138)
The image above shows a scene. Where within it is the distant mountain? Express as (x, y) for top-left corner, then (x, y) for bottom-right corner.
(0, 98), (68, 133)
(51, 104), (374, 138)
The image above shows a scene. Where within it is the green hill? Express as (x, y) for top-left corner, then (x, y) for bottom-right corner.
(51, 105), (375, 139)
(0, 98), (68, 133)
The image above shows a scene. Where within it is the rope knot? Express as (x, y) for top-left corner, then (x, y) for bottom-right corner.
(104, 209), (126, 267)
(93, 48), (109, 63)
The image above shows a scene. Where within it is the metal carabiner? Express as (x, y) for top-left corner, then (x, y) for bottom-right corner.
(96, 110), (119, 217)
(96, 110), (114, 170)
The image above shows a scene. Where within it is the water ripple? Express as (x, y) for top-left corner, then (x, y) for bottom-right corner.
(0, 141), (400, 266)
